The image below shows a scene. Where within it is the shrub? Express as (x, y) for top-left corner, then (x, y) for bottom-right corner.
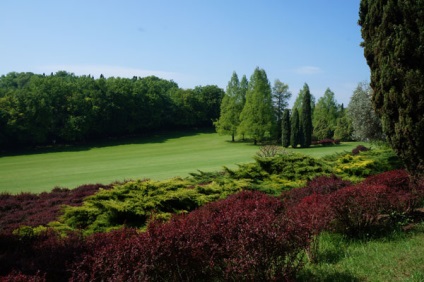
(255, 154), (332, 181)
(352, 144), (369, 155)
(328, 184), (391, 237)
(70, 191), (312, 281)
(281, 175), (352, 207)
(363, 170), (424, 215)
(59, 178), (243, 235)
(0, 184), (112, 236)
(316, 139), (335, 146)
(286, 194), (334, 262)
(1, 271), (46, 282)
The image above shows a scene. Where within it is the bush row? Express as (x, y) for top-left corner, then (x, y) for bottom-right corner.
(1, 170), (423, 281)
(0, 184), (113, 235)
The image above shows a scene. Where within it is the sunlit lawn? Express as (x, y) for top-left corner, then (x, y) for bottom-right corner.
(298, 225), (424, 282)
(0, 130), (364, 194)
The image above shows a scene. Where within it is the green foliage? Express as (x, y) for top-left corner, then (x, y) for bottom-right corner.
(282, 109), (291, 147)
(333, 110), (353, 141)
(290, 108), (301, 148)
(347, 82), (383, 141)
(238, 67), (274, 144)
(272, 79), (291, 140)
(214, 72), (243, 141)
(313, 88), (339, 140)
(359, 1), (424, 177)
(301, 83), (313, 147)
(324, 147), (403, 182)
(0, 72), (224, 149)
(56, 178), (242, 235)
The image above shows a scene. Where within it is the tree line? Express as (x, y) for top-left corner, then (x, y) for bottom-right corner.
(215, 67), (383, 147)
(0, 71), (224, 149)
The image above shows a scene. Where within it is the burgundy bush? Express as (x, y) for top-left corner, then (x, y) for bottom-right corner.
(70, 191), (311, 281)
(0, 229), (86, 282)
(352, 144), (369, 155)
(0, 271), (46, 282)
(328, 184), (391, 236)
(0, 184), (113, 235)
(317, 139), (335, 146)
(363, 170), (424, 213)
(281, 175), (352, 208)
(286, 194), (334, 262)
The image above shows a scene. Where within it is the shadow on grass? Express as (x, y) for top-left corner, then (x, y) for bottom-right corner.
(0, 128), (213, 157)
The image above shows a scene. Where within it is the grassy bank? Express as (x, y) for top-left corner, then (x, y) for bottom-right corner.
(0, 130), (363, 193)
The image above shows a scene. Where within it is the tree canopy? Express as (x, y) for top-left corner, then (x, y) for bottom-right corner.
(0, 72), (223, 149)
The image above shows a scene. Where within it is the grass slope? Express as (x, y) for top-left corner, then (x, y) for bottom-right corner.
(0, 130), (363, 194)
(299, 226), (424, 281)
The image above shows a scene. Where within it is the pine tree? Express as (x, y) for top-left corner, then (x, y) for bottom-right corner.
(238, 67), (274, 145)
(281, 109), (291, 147)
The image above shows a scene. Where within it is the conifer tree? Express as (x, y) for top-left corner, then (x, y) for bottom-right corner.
(238, 67), (274, 145)
(290, 108), (300, 148)
(360, 0), (424, 177)
(281, 109), (291, 147)
(301, 83), (312, 148)
(214, 72), (243, 141)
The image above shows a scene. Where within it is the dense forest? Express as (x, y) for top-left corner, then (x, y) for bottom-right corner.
(0, 71), (224, 149)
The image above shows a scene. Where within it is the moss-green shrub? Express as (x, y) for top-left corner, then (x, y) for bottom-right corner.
(55, 178), (243, 235)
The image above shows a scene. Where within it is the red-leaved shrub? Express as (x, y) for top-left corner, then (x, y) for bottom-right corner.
(281, 175), (351, 207)
(0, 184), (113, 235)
(328, 184), (391, 236)
(363, 170), (424, 213)
(286, 194), (334, 262)
(70, 191), (311, 281)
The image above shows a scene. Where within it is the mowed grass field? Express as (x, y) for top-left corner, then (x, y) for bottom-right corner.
(0, 130), (363, 194)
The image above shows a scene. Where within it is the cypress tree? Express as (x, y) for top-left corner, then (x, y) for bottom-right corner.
(290, 108), (300, 148)
(281, 109), (291, 147)
(301, 83), (312, 148)
(359, 0), (424, 177)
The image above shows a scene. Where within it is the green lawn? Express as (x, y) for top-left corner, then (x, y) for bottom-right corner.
(298, 225), (424, 281)
(0, 130), (363, 194)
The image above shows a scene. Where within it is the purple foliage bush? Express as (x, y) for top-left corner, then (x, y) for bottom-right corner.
(70, 191), (311, 281)
(0, 184), (113, 235)
(280, 175), (352, 207)
(328, 184), (392, 236)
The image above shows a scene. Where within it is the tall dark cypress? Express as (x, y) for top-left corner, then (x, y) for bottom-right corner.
(301, 84), (312, 148)
(290, 108), (300, 148)
(281, 109), (291, 148)
(359, 0), (424, 178)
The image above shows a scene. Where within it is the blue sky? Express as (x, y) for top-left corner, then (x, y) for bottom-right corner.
(0, 0), (369, 106)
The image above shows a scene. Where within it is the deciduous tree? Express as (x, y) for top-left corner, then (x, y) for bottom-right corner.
(272, 79), (291, 141)
(347, 82), (383, 141)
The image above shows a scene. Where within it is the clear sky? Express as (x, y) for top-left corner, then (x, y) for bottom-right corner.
(0, 0), (369, 106)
